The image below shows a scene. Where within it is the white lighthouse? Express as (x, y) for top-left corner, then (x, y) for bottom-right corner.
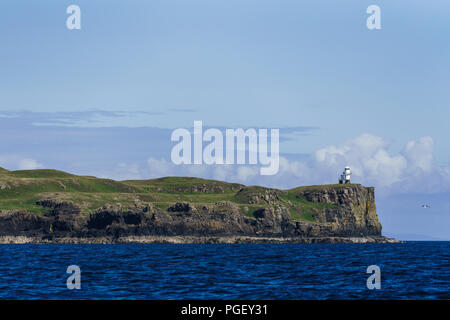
(339, 166), (351, 184)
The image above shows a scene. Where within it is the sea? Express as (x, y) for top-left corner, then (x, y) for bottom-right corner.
(0, 242), (448, 300)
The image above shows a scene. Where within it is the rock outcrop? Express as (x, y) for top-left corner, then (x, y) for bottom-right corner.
(0, 184), (388, 243)
(293, 185), (382, 236)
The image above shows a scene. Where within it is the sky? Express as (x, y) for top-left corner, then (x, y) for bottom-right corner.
(0, 1), (449, 239)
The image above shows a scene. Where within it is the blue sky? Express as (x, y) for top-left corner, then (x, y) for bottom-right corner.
(0, 1), (450, 239)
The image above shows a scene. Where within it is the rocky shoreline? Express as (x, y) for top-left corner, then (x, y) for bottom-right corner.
(0, 235), (400, 244)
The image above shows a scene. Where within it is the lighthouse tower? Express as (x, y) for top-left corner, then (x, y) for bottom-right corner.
(339, 166), (351, 184)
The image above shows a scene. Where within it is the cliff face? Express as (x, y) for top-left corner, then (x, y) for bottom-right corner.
(0, 168), (388, 242)
(294, 185), (381, 237)
(0, 183), (382, 241)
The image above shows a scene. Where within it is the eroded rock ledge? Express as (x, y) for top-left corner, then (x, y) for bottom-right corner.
(0, 235), (400, 244)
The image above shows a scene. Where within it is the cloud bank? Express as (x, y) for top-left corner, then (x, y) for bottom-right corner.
(143, 134), (449, 194)
(0, 111), (447, 196)
(0, 155), (44, 170)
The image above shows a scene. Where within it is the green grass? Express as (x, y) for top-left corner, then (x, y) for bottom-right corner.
(280, 191), (337, 223)
(234, 186), (272, 204)
(154, 202), (170, 212)
(0, 168), (348, 223)
(123, 176), (242, 194)
(288, 183), (360, 192)
(8, 169), (75, 178)
(0, 196), (45, 214)
(241, 205), (264, 218)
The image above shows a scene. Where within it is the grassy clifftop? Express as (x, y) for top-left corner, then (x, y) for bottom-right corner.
(0, 167), (370, 226)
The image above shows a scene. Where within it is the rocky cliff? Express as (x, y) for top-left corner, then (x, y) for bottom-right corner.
(291, 185), (382, 237)
(0, 168), (393, 243)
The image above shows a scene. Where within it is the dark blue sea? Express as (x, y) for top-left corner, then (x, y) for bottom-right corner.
(0, 242), (448, 300)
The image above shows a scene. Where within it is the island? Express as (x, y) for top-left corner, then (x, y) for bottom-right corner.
(0, 168), (398, 243)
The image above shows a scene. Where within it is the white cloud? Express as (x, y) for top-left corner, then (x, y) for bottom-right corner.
(313, 134), (408, 187)
(236, 166), (259, 181)
(18, 158), (44, 170)
(403, 136), (434, 172)
(0, 155), (43, 170)
(147, 158), (174, 178)
(141, 134), (450, 194)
